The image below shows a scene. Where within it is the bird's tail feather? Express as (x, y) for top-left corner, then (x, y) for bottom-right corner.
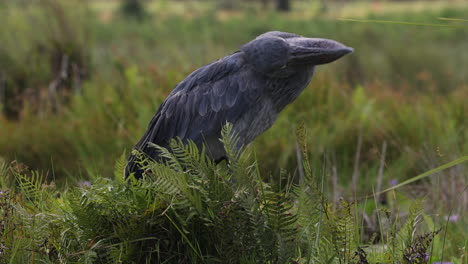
(124, 113), (163, 179)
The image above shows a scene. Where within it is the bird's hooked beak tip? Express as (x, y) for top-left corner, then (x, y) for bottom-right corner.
(336, 46), (354, 58)
(343, 47), (354, 54)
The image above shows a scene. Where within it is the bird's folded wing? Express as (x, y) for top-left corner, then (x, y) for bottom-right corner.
(133, 53), (262, 159)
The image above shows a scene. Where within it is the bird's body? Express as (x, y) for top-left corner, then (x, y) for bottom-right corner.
(125, 31), (352, 178)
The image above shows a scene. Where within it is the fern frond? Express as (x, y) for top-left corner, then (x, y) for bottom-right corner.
(114, 151), (127, 182)
(169, 138), (216, 179)
(397, 199), (425, 251)
(16, 171), (44, 207)
(147, 142), (183, 172)
(0, 159), (12, 188)
(326, 199), (358, 263)
(220, 122), (242, 162)
(169, 138), (198, 170)
(262, 189), (299, 245)
(403, 229), (441, 264)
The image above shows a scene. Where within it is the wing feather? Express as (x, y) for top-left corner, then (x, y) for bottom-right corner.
(212, 80), (227, 97)
(198, 93), (209, 116)
(225, 79), (239, 107)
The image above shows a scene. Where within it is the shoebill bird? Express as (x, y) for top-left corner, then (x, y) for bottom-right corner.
(125, 31), (353, 179)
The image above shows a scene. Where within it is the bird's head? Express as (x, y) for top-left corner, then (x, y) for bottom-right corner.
(241, 31), (353, 77)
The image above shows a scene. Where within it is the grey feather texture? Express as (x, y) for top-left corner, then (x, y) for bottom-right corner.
(125, 31), (353, 179)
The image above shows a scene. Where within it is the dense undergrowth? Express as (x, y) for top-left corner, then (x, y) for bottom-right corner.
(0, 126), (459, 263)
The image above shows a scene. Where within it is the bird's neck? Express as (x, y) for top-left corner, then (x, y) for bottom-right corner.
(267, 67), (315, 111)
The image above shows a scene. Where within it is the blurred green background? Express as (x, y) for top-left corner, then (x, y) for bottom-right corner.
(0, 0), (466, 259)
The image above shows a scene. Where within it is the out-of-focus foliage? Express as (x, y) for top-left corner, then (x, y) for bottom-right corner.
(0, 1), (466, 261)
(120, 0), (147, 20)
(0, 0), (91, 119)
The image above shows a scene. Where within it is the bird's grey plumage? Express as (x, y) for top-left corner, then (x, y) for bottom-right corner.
(125, 31), (353, 179)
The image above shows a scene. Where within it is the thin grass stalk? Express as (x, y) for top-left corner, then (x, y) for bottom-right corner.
(376, 141), (387, 202)
(295, 140), (304, 185)
(332, 164), (339, 205)
(351, 127), (363, 194)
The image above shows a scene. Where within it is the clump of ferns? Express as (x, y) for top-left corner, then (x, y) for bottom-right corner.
(138, 123), (304, 262)
(403, 229), (441, 264)
(2, 124), (444, 263)
(0, 189), (13, 258)
(1, 168), (64, 262)
(59, 123), (303, 262)
(381, 198), (442, 264)
(324, 199), (358, 263)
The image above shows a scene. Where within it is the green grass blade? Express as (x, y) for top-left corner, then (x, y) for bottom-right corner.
(438, 17), (468, 22)
(164, 214), (203, 261)
(338, 18), (468, 29)
(373, 156), (468, 197)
